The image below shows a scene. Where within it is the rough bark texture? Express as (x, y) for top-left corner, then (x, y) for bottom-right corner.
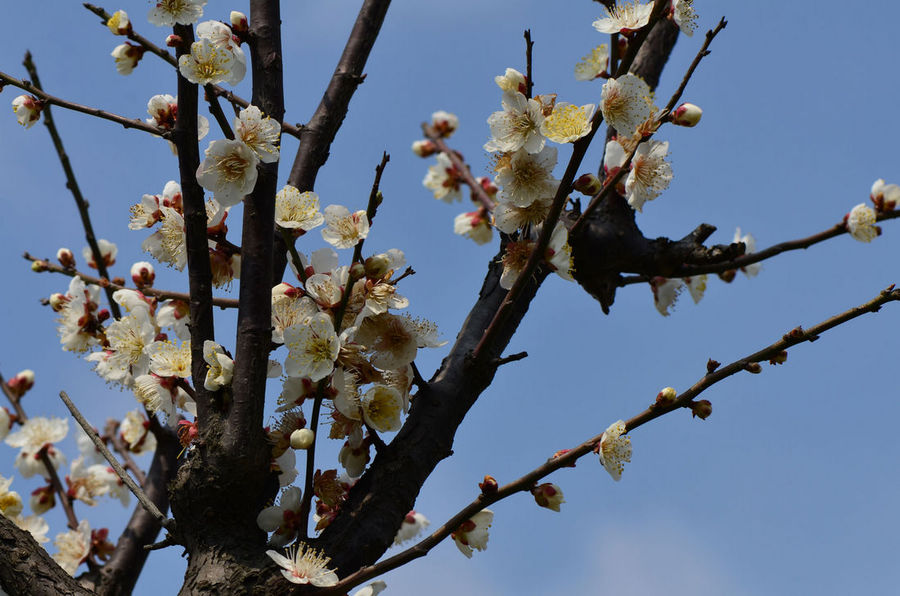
(0, 516), (93, 596)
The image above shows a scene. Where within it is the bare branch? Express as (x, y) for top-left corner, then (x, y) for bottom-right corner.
(351, 151), (390, 266)
(0, 516), (93, 596)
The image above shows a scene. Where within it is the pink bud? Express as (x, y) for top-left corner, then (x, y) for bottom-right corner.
(130, 261), (155, 289)
(165, 34), (183, 48)
(574, 173), (603, 196)
(230, 11), (249, 33)
(56, 248), (75, 268)
(671, 103), (703, 127)
(7, 369), (35, 397)
(411, 139), (437, 158)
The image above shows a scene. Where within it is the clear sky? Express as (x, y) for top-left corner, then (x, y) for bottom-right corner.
(1, 1), (899, 595)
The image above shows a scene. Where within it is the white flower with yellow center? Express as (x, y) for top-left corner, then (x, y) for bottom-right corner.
(106, 10), (130, 35)
(147, 339), (192, 379)
(545, 222), (574, 282)
(305, 267), (349, 309)
(541, 102), (595, 144)
(235, 106), (280, 163)
(600, 74), (654, 138)
(196, 139), (259, 207)
(133, 374), (188, 420)
(52, 519), (92, 576)
(82, 239), (117, 269)
(67, 456), (129, 507)
(599, 420), (632, 481)
(272, 294), (318, 344)
(148, 0), (207, 27)
(672, 0), (699, 37)
(111, 43), (143, 75)
(452, 509), (493, 558)
(575, 44), (609, 81)
(321, 205), (369, 249)
(178, 38), (234, 86)
(625, 140), (672, 212)
(493, 195), (552, 234)
(203, 340), (234, 391)
(360, 384), (403, 432)
(120, 410), (156, 454)
(484, 91), (546, 154)
(733, 228), (761, 277)
(6, 417), (68, 452)
(847, 203), (879, 243)
(275, 186), (324, 232)
(142, 206), (187, 270)
(355, 313), (419, 370)
(495, 146), (560, 208)
(266, 543), (339, 586)
(0, 475), (23, 518)
(592, 1), (653, 34)
(104, 314), (156, 378)
(423, 152), (462, 203)
(284, 313), (340, 382)
(197, 20), (246, 85)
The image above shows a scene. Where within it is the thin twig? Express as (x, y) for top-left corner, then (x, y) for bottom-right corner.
(351, 152), (390, 266)
(619, 209), (900, 285)
(297, 381), (327, 540)
(59, 391), (175, 532)
(0, 372), (80, 530)
(203, 84), (235, 140)
(390, 266), (415, 285)
(660, 18), (727, 117)
(0, 70), (167, 137)
(22, 52), (122, 320)
(492, 351), (528, 367)
(323, 285), (900, 594)
(104, 420), (147, 486)
(523, 29), (534, 99)
(24, 253), (239, 309)
(422, 125), (495, 212)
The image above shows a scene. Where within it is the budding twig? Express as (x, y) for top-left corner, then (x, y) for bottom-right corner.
(351, 151), (391, 266)
(422, 124), (495, 212)
(23, 252), (240, 309)
(59, 391), (176, 533)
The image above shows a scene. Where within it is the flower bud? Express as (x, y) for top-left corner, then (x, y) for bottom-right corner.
(272, 282), (302, 300)
(230, 11), (249, 33)
(349, 262), (367, 281)
(97, 309), (111, 323)
(30, 485), (55, 515)
(744, 362), (762, 374)
(431, 111), (459, 137)
(531, 483), (565, 512)
(574, 173), (603, 196)
(49, 293), (68, 311)
(12, 95), (42, 128)
(56, 248), (75, 268)
(671, 102), (703, 127)
(655, 386), (677, 406)
(165, 34), (183, 48)
(7, 369), (35, 398)
(111, 42), (145, 75)
(706, 359), (720, 374)
(476, 176), (499, 197)
(106, 10), (131, 35)
(130, 261), (156, 289)
(411, 139), (437, 158)
(364, 254), (392, 279)
(290, 428), (315, 450)
(691, 400), (712, 420)
(478, 475), (498, 495)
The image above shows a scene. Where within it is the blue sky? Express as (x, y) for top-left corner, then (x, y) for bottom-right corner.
(1, 1), (899, 594)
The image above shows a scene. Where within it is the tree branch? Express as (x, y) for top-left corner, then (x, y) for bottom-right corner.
(421, 126), (494, 212)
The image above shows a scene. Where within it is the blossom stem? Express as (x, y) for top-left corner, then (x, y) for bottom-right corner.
(422, 125), (495, 212)
(59, 391), (176, 533)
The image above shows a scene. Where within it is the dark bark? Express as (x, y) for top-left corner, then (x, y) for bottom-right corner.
(0, 516), (93, 596)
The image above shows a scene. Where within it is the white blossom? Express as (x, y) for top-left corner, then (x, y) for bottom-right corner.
(266, 543), (339, 586)
(148, 0), (207, 27)
(196, 139), (259, 207)
(625, 140), (672, 212)
(847, 203), (879, 243)
(484, 91), (546, 154)
(275, 187), (324, 231)
(592, 1), (653, 34)
(321, 205), (369, 249)
(600, 74), (653, 138)
(452, 509), (493, 558)
(234, 105), (280, 162)
(284, 313), (340, 382)
(599, 420), (632, 481)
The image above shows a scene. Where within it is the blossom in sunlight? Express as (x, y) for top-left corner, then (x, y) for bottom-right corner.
(354, 313), (419, 370)
(532, 483), (565, 512)
(147, 340), (193, 379)
(196, 20), (246, 85)
(672, 102), (703, 127)
(106, 10), (130, 35)
(492, 195), (552, 234)
(305, 266), (348, 309)
(6, 417), (68, 453)
(651, 277), (683, 316)
(266, 543), (339, 586)
(575, 44), (609, 81)
(230, 10), (248, 32)
(257, 486), (304, 547)
(625, 140), (672, 212)
(0, 475), (24, 518)
(451, 509), (493, 558)
(111, 43), (144, 75)
(672, 0), (699, 37)
(733, 228), (762, 277)
(178, 38), (235, 86)
(453, 210), (493, 245)
(103, 311), (156, 379)
(545, 222), (574, 282)
(494, 68), (527, 95)
(394, 510), (430, 545)
(275, 187), (324, 233)
(120, 410), (156, 454)
(541, 102), (595, 144)
(196, 139), (259, 207)
(600, 74), (653, 138)
(321, 205), (369, 249)
(423, 152), (462, 203)
(284, 313), (340, 382)
(67, 456), (130, 507)
(411, 139), (437, 158)
(685, 275), (707, 304)
(157, 299), (190, 340)
(846, 203), (879, 243)
(360, 384), (404, 432)
(495, 146), (560, 208)
(141, 207), (187, 268)
(598, 420), (632, 481)
(272, 293), (318, 344)
(133, 374), (194, 421)
(82, 239), (117, 269)
(12, 95), (42, 128)
(234, 105), (280, 162)
(431, 110), (459, 137)
(6, 369), (35, 398)
(148, 0), (207, 27)
(52, 519), (92, 576)
(145, 94), (209, 140)
(203, 340), (234, 391)
(484, 91), (546, 154)
(592, 1), (653, 34)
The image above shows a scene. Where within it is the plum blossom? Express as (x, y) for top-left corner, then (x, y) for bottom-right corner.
(651, 277), (684, 316)
(423, 152), (462, 202)
(234, 105), (280, 162)
(266, 543), (339, 586)
(178, 38), (235, 86)
(599, 420), (632, 481)
(196, 20), (246, 85)
(672, 0), (699, 37)
(846, 203), (879, 243)
(147, 340), (192, 379)
(575, 44), (609, 81)
(451, 509), (493, 558)
(495, 146), (560, 208)
(257, 486), (303, 547)
(284, 313), (340, 381)
(11, 95), (42, 128)
(484, 91), (545, 154)
(541, 102), (595, 144)
(321, 205), (369, 249)
(592, 1), (653, 34)
(196, 139), (259, 207)
(871, 178), (900, 211)
(360, 385), (404, 432)
(733, 228), (762, 277)
(82, 239), (117, 269)
(494, 68), (527, 95)
(431, 110), (459, 137)
(394, 510), (430, 545)
(625, 140), (672, 211)
(111, 43), (144, 75)
(454, 210), (493, 245)
(600, 74), (653, 138)
(275, 187), (324, 232)
(52, 519), (92, 575)
(203, 340), (234, 390)
(0, 474), (23, 518)
(148, 0), (207, 27)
